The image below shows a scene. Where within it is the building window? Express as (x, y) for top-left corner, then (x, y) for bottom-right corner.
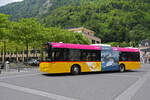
(77, 31), (82, 33)
(92, 40), (95, 44)
(145, 42), (149, 47)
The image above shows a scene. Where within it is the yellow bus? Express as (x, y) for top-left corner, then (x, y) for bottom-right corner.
(39, 42), (140, 75)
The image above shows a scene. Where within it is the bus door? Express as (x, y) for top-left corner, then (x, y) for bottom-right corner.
(101, 46), (119, 71)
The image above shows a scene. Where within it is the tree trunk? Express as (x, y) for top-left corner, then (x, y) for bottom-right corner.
(2, 47), (4, 64)
(26, 41), (29, 62)
(4, 40), (6, 63)
(16, 47), (18, 63)
(22, 49), (24, 63)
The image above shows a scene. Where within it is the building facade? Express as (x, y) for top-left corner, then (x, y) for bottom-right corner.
(68, 27), (101, 44)
(0, 49), (40, 63)
(139, 39), (150, 64)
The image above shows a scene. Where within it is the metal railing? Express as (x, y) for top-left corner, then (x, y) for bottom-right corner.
(0, 62), (39, 74)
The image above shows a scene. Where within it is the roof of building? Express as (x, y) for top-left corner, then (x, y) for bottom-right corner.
(140, 39), (150, 47)
(68, 27), (95, 34)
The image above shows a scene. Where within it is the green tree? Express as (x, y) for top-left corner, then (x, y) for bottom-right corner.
(40, 0), (150, 46)
(11, 18), (44, 60)
(0, 13), (11, 62)
(0, 13), (10, 39)
(40, 27), (90, 44)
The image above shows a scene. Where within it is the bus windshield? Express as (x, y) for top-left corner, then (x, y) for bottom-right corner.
(42, 44), (51, 62)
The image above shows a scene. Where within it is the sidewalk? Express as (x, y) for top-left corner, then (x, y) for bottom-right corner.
(0, 67), (39, 75)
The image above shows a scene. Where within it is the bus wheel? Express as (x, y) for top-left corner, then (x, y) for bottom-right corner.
(119, 64), (125, 72)
(71, 65), (80, 75)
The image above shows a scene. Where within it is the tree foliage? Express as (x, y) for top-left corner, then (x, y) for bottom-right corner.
(0, 0), (82, 20)
(0, 0), (150, 47)
(40, 0), (150, 46)
(0, 0), (47, 20)
(0, 13), (89, 53)
(0, 13), (10, 39)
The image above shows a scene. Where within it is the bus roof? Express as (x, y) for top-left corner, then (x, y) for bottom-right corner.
(49, 42), (139, 52)
(51, 42), (101, 50)
(119, 47), (139, 52)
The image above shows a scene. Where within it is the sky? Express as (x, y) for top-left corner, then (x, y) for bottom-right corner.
(0, 0), (23, 7)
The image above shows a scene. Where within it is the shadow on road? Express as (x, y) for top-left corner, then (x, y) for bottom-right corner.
(125, 70), (145, 73)
(42, 70), (145, 77)
(42, 73), (72, 77)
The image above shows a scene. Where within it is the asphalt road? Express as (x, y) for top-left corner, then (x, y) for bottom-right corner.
(0, 64), (150, 100)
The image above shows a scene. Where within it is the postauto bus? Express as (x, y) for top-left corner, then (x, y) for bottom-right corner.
(39, 42), (140, 75)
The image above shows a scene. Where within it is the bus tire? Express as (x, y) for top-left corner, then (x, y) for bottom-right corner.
(71, 65), (81, 75)
(119, 64), (125, 72)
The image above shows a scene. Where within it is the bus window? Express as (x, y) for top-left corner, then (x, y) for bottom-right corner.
(51, 48), (69, 61)
(81, 50), (101, 61)
(130, 52), (140, 61)
(69, 49), (81, 61)
(51, 48), (63, 61)
(119, 52), (128, 61)
(119, 52), (140, 61)
(81, 51), (87, 61)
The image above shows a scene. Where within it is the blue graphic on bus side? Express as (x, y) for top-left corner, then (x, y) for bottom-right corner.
(101, 46), (119, 71)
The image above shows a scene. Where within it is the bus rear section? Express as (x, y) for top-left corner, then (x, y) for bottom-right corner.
(118, 48), (141, 71)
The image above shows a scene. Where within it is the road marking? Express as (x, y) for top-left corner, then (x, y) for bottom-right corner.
(104, 74), (140, 78)
(115, 71), (150, 100)
(0, 73), (41, 80)
(0, 82), (78, 100)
